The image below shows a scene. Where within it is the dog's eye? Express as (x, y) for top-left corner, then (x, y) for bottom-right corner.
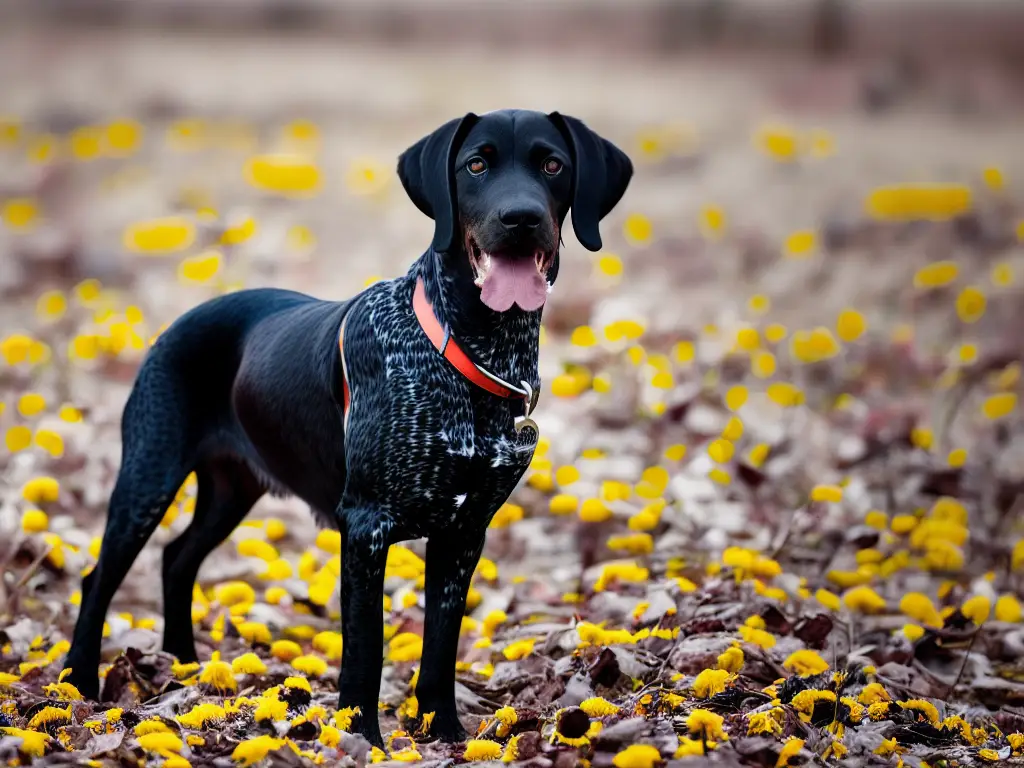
(542, 157), (563, 176)
(466, 157), (487, 175)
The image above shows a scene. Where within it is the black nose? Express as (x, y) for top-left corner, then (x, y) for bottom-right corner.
(499, 205), (544, 230)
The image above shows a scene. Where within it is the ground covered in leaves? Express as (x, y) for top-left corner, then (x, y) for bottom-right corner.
(3, 28), (1024, 768)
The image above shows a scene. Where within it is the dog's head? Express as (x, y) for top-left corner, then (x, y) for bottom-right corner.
(398, 110), (632, 313)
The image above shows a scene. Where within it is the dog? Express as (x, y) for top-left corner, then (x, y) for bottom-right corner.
(63, 109), (632, 747)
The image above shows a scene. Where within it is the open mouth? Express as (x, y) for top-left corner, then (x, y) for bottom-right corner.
(467, 235), (554, 313)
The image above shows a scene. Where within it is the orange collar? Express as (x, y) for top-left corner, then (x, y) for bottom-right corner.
(413, 277), (537, 408)
(337, 278), (539, 426)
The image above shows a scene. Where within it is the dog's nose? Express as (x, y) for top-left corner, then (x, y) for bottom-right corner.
(499, 205), (544, 230)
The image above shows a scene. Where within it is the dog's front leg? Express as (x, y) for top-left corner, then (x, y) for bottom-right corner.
(416, 530), (486, 742)
(337, 512), (390, 748)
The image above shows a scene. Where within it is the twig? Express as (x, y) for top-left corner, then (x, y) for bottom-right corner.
(945, 625), (982, 700)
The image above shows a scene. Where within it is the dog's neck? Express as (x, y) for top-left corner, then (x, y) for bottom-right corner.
(412, 249), (542, 390)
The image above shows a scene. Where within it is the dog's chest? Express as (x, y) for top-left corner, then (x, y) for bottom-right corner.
(343, 286), (538, 533)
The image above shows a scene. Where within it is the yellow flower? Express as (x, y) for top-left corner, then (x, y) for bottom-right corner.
(978, 748), (1001, 762)
(23, 476), (59, 504)
(215, 581), (256, 606)
(982, 166), (1005, 191)
(387, 633), (423, 663)
(104, 119), (142, 156)
(623, 213), (653, 245)
(674, 738), (706, 757)
(899, 593), (943, 629)
(914, 261), (960, 288)
(464, 740), (503, 761)
(903, 624), (925, 641)
(868, 185), (971, 221)
(502, 638), (535, 660)
(570, 326), (598, 348)
(42, 681), (82, 700)
(858, 683), (890, 706)
(28, 705), (72, 730)
(810, 484), (843, 503)
(982, 393), (1017, 420)
(783, 230), (816, 259)
(995, 594), (1022, 623)
(961, 595), (991, 624)
(597, 254), (623, 277)
(823, 740), (847, 760)
(783, 650), (829, 676)
(265, 640), (299, 662)
(551, 372), (589, 398)
(791, 690), (836, 721)
(2, 198), (40, 231)
(138, 731), (184, 754)
(314, 528), (342, 554)
(708, 468), (731, 485)
(699, 205), (727, 241)
(843, 586), (886, 614)
(612, 744), (662, 768)
(0, 728), (50, 758)
(955, 286), (987, 323)
(176, 702), (225, 729)
(232, 735), (286, 766)
(747, 708), (783, 737)
(579, 697), (619, 718)
(245, 154), (321, 197)
(756, 123), (798, 162)
(790, 327), (840, 363)
(36, 290), (67, 321)
(693, 668), (732, 698)
(687, 709), (726, 741)
(312, 631), (343, 661)
(766, 382), (804, 408)
(318, 725), (341, 748)
(813, 588), (840, 612)
(593, 562), (649, 592)
(34, 429), (64, 458)
(717, 646), (744, 674)
(253, 693), (288, 723)
(291, 654), (328, 676)
(21, 509), (49, 533)
(231, 653), (267, 675)
(579, 498), (611, 523)
(345, 157), (390, 197)
(392, 746), (424, 762)
(948, 447), (968, 467)
(198, 656), (236, 692)
(124, 216), (196, 255)
(738, 625), (775, 649)
(836, 309), (866, 342)
(898, 699), (940, 726)
(179, 250), (223, 283)
(607, 533), (654, 556)
(992, 260), (1015, 287)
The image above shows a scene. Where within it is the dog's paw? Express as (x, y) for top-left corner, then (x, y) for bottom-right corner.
(62, 667), (99, 701)
(427, 712), (468, 743)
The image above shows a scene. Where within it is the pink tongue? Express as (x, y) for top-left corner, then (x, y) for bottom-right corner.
(479, 254), (548, 312)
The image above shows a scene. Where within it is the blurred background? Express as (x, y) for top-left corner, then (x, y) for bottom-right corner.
(2, 0), (1024, 750)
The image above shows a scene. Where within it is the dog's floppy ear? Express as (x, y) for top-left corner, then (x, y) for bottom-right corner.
(547, 112), (633, 252)
(397, 113), (479, 254)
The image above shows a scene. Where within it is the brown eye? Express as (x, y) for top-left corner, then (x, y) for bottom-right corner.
(467, 157), (487, 175)
(543, 157), (563, 176)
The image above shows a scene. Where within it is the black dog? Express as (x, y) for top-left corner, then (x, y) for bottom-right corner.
(64, 110), (631, 746)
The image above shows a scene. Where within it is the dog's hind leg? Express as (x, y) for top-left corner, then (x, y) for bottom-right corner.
(416, 530), (486, 742)
(161, 458), (264, 663)
(63, 366), (195, 701)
